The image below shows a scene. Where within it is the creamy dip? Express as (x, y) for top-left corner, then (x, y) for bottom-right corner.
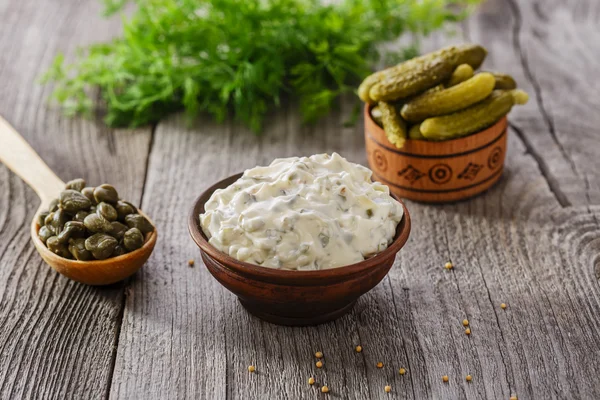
(200, 153), (403, 270)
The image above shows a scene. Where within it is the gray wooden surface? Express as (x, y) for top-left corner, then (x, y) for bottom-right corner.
(0, 0), (599, 399)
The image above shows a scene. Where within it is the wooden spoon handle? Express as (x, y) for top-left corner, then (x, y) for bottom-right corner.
(0, 116), (65, 207)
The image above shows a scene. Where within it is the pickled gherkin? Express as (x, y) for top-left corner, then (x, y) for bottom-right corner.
(408, 123), (426, 140)
(447, 64), (474, 87)
(420, 90), (527, 140)
(358, 73), (385, 104)
(358, 44), (487, 103)
(378, 102), (407, 149)
(401, 72), (496, 122)
(369, 57), (454, 102)
(370, 105), (383, 126)
(491, 72), (517, 90)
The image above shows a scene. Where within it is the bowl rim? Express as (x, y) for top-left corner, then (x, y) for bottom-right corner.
(188, 172), (411, 285)
(365, 103), (508, 155)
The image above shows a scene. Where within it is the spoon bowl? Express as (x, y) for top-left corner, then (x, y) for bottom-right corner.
(0, 116), (157, 285)
(31, 211), (157, 285)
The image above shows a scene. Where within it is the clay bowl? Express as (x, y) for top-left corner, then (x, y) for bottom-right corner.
(188, 173), (411, 326)
(364, 104), (508, 203)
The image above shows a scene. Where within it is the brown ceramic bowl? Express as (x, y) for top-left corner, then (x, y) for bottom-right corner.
(364, 104), (508, 203)
(188, 173), (411, 326)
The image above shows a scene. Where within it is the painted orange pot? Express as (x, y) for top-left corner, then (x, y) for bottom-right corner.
(364, 104), (507, 203)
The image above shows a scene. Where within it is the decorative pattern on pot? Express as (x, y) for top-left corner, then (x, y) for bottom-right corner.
(364, 105), (508, 203)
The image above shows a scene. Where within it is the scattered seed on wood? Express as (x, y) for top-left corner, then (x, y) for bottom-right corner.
(355, 345), (362, 353)
(377, 362), (384, 368)
(501, 303), (507, 309)
(384, 385), (391, 393)
(445, 261), (453, 270)
(248, 365), (255, 372)
(465, 328), (471, 335)
(466, 375), (472, 382)
(316, 361), (323, 368)
(510, 396), (517, 400)
(442, 375), (449, 382)
(188, 259), (195, 267)
(321, 386), (329, 393)
(462, 319), (469, 326)
(399, 368), (406, 375)
(308, 377), (315, 385)
(315, 351), (323, 359)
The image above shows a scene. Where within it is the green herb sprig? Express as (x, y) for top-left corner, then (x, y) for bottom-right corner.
(43, 0), (480, 132)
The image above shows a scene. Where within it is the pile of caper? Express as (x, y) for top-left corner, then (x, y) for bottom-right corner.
(37, 178), (153, 261)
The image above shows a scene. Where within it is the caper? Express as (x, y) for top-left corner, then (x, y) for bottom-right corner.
(123, 227), (144, 251)
(44, 212), (54, 226)
(112, 245), (126, 257)
(94, 184), (119, 204)
(60, 189), (92, 213)
(38, 226), (53, 244)
(37, 211), (50, 227)
(73, 210), (89, 222)
(48, 198), (59, 212)
(57, 221), (86, 244)
(68, 238), (94, 261)
(85, 233), (118, 260)
(47, 236), (72, 259)
(65, 178), (86, 192)
(82, 187), (97, 205)
(116, 200), (136, 220)
(49, 209), (70, 235)
(109, 221), (128, 241)
(125, 214), (153, 234)
(83, 213), (113, 233)
(97, 202), (118, 222)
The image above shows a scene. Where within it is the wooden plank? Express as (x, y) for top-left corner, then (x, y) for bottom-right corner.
(110, 1), (600, 399)
(0, 0), (152, 398)
(466, 0), (600, 206)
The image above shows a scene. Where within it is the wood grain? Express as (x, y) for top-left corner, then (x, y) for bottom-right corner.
(0, 0), (599, 399)
(0, 0), (152, 398)
(466, 0), (600, 207)
(108, 1), (600, 399)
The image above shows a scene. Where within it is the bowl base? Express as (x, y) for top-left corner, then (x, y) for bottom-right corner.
(239, 299), (357, 326)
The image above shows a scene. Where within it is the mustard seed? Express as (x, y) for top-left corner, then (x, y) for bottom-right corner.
(442, 375), (449, 382)
(376, 362), (384, 368)
(462, 319), (469, 326)
(315, 351), (323, 359)
(248, 365), (255, 373)
(355, 345), (362, 353)
(316, 361), (323, 368)
(466, 375), (472, 382)
(444, 261), (453, 270)
(188, 259), (195, 267)
(465, 328), (471, 335)
(399, 368), (406, 375)
(510, 397), (517, 400)
(321, 386), (329, 393)
(501, 303), (507, 309)
(384, 385), (391, 393)
(308, 377), (315, 385)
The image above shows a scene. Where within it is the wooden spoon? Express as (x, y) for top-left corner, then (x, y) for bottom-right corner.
(0, 116), (157, 285)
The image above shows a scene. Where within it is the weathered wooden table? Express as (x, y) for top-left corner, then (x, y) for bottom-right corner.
(1, 0), (599, 399)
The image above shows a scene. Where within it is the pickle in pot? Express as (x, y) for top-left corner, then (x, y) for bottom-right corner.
(491, 72), (517, 90)
(401, 72), (496, 122)
(447, 64), (474, 87)
(378, 101), (407, 149)
(420, 89), (527, 140)
(369, 57), (454, 102)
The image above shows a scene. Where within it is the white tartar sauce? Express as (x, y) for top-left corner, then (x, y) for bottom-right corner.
(200, 153), (403, 270)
